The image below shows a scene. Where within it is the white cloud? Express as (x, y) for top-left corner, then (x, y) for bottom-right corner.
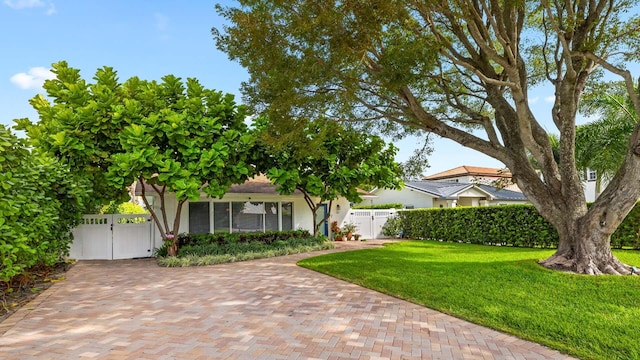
(45, 2), (55, 15)
(154, 13), (168, 31)
(528, 97), (539, 104)
(10, 67), (55, 90)
(4, 0), (44, 9)
(4, 0), (55, 15)
(544, 95), (555, 103)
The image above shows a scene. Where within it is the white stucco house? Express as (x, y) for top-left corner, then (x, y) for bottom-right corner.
(421, 164), (603, 203)
(359, 180), (528, 209)
(423, 165), (521, 192)
(583, 168), (601, 202)
(70, 175), (364, 260)
(136, 175), (353, 250)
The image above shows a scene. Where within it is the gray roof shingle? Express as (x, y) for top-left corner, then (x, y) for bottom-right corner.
(404, 181), (527, 201)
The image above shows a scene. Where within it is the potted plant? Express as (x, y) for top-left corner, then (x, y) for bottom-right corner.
(354, 233), (362, 241)
(330, 221), (343, 241)
(342, 222), (358, 241)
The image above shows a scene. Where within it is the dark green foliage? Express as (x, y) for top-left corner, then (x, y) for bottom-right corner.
(176, 230), (310, 247)
(352, 203), (403, 209)
(171, 230), (319, 257)
(0, 125), (89, 283)
(609, 204), (640, 249)
(398, 204), (640, 248)
(381, 215), (403, 237)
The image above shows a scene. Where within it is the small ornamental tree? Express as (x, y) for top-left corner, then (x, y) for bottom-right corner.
(18, 62), (257, 257)
(256, 118), (403, 237)
(107, 76), (256, 255)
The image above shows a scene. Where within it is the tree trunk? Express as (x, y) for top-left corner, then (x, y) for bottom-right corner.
(166, 200), (185, 257)
(538, 205), (633, 275)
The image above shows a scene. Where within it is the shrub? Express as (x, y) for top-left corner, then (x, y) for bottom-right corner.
(381, 216), (404, 237)
(157, 231), (333, 267)
(352, 203), (403, 209)
(0, 125), (89, 284)
(398, 203), (640, 248)
(176, 230), (311, 248)
(100, 201), (148, 215)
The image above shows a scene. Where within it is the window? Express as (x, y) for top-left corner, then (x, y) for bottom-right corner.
(587, 169), (597, 181)
(232, 202), (264, 232)
(193, 201), (294, 233)
(188, 202), (210, 234)
(282, 202), (293, 230)
(213, 203), (230, 233)
(265, 202), (279, 231)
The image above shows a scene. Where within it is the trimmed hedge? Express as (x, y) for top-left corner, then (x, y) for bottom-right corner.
(398, 204), (640, 249)
(353, 203), (403, 209)
(177, 236), (327, 258)
(177, 230), (311, 247)
(154, 230), (331, 264)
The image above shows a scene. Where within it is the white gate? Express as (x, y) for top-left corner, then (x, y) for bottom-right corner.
(69, 214), (153, 260)
(344, 209), (397, 239)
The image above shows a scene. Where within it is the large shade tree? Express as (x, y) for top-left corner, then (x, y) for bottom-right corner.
(18, 62), (257, 256)
(214, 1), (640, 274)
(255, 117), (403, 237)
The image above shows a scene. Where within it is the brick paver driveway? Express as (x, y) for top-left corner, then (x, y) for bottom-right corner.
(0, 241), (574, 360)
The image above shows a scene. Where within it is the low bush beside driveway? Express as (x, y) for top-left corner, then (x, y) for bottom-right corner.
(157, 230), (333, 267)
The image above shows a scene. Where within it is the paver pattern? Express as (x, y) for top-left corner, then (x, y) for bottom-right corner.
(0, 240), (575, 359)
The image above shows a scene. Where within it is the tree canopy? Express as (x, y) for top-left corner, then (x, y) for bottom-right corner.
(214, 1), (640, 274)
(18, 62), (257, 256)
(256, 117), (403, 236)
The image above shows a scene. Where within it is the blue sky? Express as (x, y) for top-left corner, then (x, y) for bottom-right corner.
(0, 1), (579, 175)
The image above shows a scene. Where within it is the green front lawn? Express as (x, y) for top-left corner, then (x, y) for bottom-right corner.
(298, 241), (640, 360)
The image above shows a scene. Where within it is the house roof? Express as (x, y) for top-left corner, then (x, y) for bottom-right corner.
(134, 174), (373, 197)
(423, 165), (512, 180)
(403, 181), (526, 201)
(135, 174), (288, 195)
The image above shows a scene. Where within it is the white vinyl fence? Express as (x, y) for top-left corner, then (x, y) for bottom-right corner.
(342, 209), (397, 239)
(69, 214), (154, 260)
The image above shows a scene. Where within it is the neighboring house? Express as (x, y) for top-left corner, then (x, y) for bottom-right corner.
(583, 168), (601, 203)
(423, 165), (521, 192)
(359, 180), (528, 209)
(416, 164), (604, 203)
(136, 175), (352, 249)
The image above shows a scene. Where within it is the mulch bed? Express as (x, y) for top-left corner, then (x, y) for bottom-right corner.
(0, 262), (74, 324)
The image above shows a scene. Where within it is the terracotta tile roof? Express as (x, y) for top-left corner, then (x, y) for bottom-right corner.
(423, 165), (512, 180)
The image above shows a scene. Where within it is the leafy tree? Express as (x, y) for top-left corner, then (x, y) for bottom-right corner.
(15, 62), (130, 210)
(256, 117), (403, 237)
(0, 125), (89, 282)
(18, 62), (257, 257)
(576, 81), (638, 195)
(214, 1), (640, 274)
(100, 201), (148, 215)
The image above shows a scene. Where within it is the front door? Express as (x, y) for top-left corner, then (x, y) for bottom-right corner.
(315, 204), (329, 236)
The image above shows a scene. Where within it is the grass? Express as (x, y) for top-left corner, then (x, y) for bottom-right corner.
(298, 240), (640, 360)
